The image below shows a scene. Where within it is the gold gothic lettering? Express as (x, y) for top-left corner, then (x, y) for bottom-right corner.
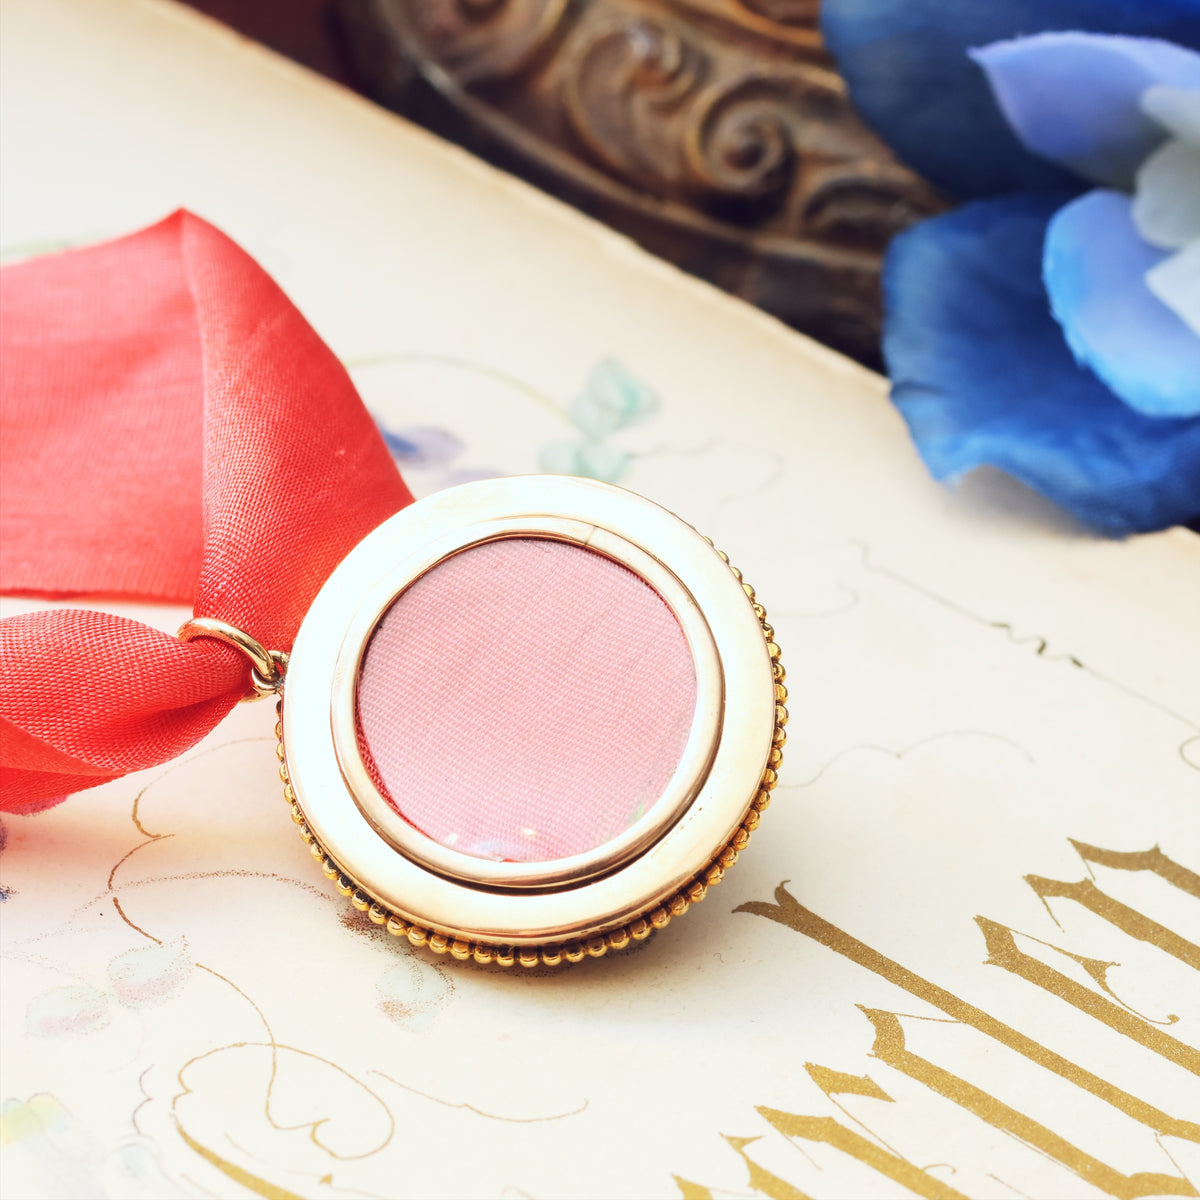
(674, 1136), (812, 1200)
(678, 844), (1200, 1198)
(674, 1072), (972, 1200)
(757, 1107), (970, 1200)
(803, 1064), (892, 1104)
(735, 884), (1200, 1143)
(800, 1064), (972, 1198)
(861, 1006), (1194, 1199)
(976, 916), (1200, 1073)
(1025, 874), (1200, 971)
(1069, 841), (1200, 901)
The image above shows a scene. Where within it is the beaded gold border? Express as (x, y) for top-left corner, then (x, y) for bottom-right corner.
(275, 553), (785, 968)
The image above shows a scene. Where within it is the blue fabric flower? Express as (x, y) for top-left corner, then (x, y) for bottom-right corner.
(821, 0), (1200, 199)
(822, 4), (1200, 532)
(971, 33), (1200, 188)
(886, 196), (1200, 534)
(1043, 189), (1200, 417)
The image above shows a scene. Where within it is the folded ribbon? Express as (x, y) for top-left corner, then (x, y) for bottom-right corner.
(0, 212), (413, 813)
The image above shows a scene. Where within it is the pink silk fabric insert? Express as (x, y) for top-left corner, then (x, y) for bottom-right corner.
(356, 538), (697, 863)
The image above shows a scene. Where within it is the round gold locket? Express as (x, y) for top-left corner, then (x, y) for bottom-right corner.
(277, 476), (784, 967)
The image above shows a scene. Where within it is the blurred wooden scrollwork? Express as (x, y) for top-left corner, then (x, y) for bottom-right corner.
(336, 0), (944, 366)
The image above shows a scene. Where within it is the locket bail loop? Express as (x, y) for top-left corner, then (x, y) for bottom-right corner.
(177, 617), (289, 701)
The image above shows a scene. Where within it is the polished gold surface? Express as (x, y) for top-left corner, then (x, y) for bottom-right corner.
(176, 616), (289, 701)
(280, 476), (782, 964)
(277, 682), (781, 968)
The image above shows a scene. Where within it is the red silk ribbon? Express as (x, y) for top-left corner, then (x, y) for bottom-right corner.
(0, 212), (413, 813)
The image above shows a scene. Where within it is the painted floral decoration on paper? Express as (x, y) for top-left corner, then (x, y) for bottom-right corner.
(377, 423), (500, 489)
(340, 907), (453, 1031)
(822, 0), (1200, 533)
(1, 1094), (184, 1200)
(25, 937), (193, 1038)
(538, 358), (660, 484)
(375, 358), (658, 488)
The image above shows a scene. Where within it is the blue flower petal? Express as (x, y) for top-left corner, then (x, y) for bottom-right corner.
(883, 195), (1200, 533)
(972, 34), (1200, 188)
(821, 0), (1200, 199)
(1044, 189), (1200, 417)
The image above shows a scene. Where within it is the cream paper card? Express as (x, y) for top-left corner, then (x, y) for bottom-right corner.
(1, 2), (1197, 1198)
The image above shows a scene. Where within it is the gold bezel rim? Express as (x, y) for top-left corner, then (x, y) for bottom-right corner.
(280, 476), (782, 959)
(330, 519), (724, 891)
(276, 577), (785, 968)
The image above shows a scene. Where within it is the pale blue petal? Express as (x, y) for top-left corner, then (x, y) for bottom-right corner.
(1132, 137), (1200, 248)
(884, 195), (1200, 533)
(972, 34), (1200, 187)
(1142, 83), (1200, 142)
(821, 0), (1200, 198)
(1045, 189), (1200, 416)
(1147, 242), (1200, 334)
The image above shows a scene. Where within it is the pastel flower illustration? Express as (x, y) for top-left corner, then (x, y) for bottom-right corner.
(378, 424), (465, 469)
(822, 0), (1200, 533)
(25, 985), (110, 1037)
(376, 421), (501, 488)
(539, 358), (659, 484)
(0, 1095), (186, 1200)
(106, 935), (192, 1009)
(539, 437), (632, 483)
(570, 357), (660, 439)
(376, 955), (452, 1030)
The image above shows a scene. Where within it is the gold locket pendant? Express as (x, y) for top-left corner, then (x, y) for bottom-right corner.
(271, 476), (784, 967)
